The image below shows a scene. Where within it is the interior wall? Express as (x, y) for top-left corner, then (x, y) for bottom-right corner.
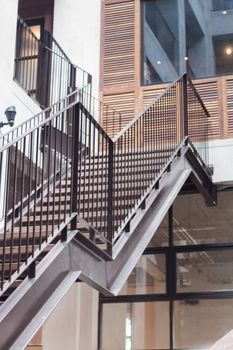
(42, 283), (99, 350)
(53, 0), (101, 101)
(0, 0), (41, 134)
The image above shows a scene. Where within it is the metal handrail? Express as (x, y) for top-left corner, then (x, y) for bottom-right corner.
(14, 17), (92, 108)
(0, 73), (210, 290)
(113, 74), (184, 142)
(0, 89), (79, 147)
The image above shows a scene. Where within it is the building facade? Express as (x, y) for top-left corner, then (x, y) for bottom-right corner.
(99, 1), (233, 350)
(0, 0), (233, 350)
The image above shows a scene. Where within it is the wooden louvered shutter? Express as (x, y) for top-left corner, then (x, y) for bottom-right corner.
(101, 0), (136, 137)
(142, 86), (168, 109)
(226, 77), (233, 137)
(102, 0), (135, 88)
(194, 79), (221, 139)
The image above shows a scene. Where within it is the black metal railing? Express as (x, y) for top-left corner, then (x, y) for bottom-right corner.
(186, 76), (209, 167)
(0, 101), (74, 289)
(0, 89), (79, 148)
(111, 77), (181, 240)
(14, 18), (91, 108)
(0, 73), (210, 290)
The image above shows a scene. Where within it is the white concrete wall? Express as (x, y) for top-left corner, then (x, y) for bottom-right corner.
(53, 0), (101, 101)
(209, 139), (233, 183)
(42, 283), (99, 350)
(0, 0), (41, 135)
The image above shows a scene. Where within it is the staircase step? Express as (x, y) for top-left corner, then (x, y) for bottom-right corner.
(0, 244), (53, 257)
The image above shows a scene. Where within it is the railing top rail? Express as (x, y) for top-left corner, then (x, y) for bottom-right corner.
(79, 104), (113, 143)
(112, 73), (185, 142)
(0, 88), (79, 141)
(0, 99), (78, 152)
(43, 29), (72, 64)
(0, 99), (112, 153)
(16, 17), (92, 80)
(187, 76), (211, 119)
(42, 41), (91, 77)
(80, 90), (122, 119)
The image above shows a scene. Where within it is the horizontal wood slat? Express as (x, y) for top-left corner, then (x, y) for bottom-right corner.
(142, 85), (178, 143)
(101, 1), (233, 141)
(103, 1), (135, 87)
(102, 92), (135, 137)
(226, 78), (233, 136)
(142, 86), (168, 109)
(194, 80), (220, 139)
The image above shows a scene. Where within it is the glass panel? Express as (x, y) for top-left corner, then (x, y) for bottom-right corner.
(142, 0), (180, 85)
(174, 299), (233, 349)
(30, 24), (41, 40)
(173, 191), (233, 245)
(142, 0), (233, 84)
(177, 249), (233, 293)
(16, 58), (38, 92)
(148, 213), (169, 247)
(213, 34), (233, 75)
(212, 0), (233, 11)
(101, 302), (169, 350)
(119, 254), (166, 295)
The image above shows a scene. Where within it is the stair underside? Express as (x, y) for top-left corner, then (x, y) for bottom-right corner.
(0, 141), (216, 350)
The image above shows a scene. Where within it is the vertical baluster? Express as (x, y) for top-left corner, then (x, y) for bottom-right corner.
(32, 127), (40, 256)
(9, 141), (18, 280)
(59, 112), (64, 225)
(52, 116), (58, 233)
(25, 132), (33, 262)
(64, 109), (69, 219)
(18, 138), (26, 271)
(45, 121), (52, 241)
(107, 138), (113, 255)
(71, 103), (80, 230)
(39, 125), (46, 249)
(1, 147), (11, 287)
(94, 114), (99, 231)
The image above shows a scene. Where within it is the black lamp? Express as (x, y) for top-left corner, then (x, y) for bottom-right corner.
(0, 106), (16, 129)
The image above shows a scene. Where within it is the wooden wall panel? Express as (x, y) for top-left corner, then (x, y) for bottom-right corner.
(226, 78), (233, 136)
(142, 86), (168, 109)
(194, 80), (221, 139)
(103, 1), (135, 88)
(102, 92), (135, 137)
(101, 0), (233, 142)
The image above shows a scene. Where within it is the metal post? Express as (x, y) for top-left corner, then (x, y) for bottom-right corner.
(71, 103), (80, 230)
(182, 73), (188, 137)
(107, 140), (114, 256)
(70, 65), (77, 91)
(37, 30), (51, 108)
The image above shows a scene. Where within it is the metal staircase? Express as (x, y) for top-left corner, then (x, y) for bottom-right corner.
(0, 39), (216, 349)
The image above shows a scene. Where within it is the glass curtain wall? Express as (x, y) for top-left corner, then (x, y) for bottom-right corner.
(142, 0), (233, 85)
(99, 189), (233, 350)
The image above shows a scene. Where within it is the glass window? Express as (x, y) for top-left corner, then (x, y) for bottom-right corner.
(15, 19), (43, 95)
(100, 302), (170, 350)
(212, 0), (233, 11)
(176, 249), (233, 293)
(142, 0), (180, 85)
(148, 212), (169, 247)
(142, 0), (233, 85)
(173, 191), (233, 245)
(119, 254), (166, 295)
(174, 299), (233, 349)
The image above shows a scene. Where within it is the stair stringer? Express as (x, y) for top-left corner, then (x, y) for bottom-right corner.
(0, 230), (82, 350)
(0, 145), (216, 350)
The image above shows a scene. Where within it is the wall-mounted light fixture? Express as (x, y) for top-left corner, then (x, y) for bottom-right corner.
(0, 106), (16, 129)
